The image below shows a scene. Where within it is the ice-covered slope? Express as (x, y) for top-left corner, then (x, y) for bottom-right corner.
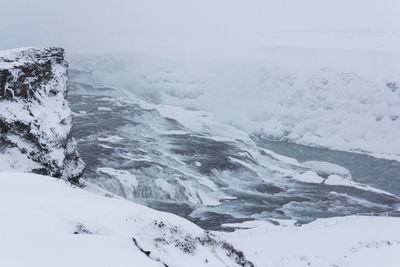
(0, 172), (253, 267)
(0, 47), (84, 182)
(70, 48), (400, 161)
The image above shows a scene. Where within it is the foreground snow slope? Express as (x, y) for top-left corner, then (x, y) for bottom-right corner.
(0, 172), (253, 267)
(220, 217), (400, 267)
(3, 172), (399, 267)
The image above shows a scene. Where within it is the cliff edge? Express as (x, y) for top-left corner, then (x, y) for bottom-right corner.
(0, 47), (85, 182)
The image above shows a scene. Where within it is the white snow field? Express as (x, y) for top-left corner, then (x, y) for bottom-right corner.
(0, 172), (253, 267)
(220, 217), (400, 267)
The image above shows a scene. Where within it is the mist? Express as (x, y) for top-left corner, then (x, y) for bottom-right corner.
(1, 0), (399, 59)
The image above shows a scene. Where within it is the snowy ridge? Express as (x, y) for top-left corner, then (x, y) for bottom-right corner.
(0, 47), (85, 181)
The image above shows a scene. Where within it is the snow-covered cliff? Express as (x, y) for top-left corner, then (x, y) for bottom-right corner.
(0, 47), (85, 182)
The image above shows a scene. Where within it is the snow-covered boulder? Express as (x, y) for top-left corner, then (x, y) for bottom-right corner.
(0, 47), (85, 182)
(0, 172), (254, 267)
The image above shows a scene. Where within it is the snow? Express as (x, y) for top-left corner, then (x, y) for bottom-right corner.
(0, 49), (71, 155)
(301, 161), (351, 179)
(325, 174), (395, 196)
(292, 171), (324, 184)
(97, 167), (138, 199)
(220, 216), (400, 267)
(155, 104), (251, 143)
(98, 144), (112, 149)
(290, 170), (395, 197)
(0, 172), (252, 267)
(3, 172), (399, 267)
(97, 106), (112, 111)
(0, 147), (39, 172)
(97, 135), (125, 143)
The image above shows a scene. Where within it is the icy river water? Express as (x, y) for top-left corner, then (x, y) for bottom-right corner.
(69, 70), (400, 230)
(253, 137), (400, 198)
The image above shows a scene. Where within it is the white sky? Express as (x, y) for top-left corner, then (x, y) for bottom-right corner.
(1, 0), (399, 58)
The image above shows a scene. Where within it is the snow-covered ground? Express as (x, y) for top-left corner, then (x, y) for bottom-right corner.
(0, 172), (253, 267)
(220, 217), (400, 267)
(1, 172), (399, 267)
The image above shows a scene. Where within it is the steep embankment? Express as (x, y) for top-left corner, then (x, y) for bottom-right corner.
(0, 47), (84, 182)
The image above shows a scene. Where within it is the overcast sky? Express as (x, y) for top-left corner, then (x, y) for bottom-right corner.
(1, 0), (399, 58)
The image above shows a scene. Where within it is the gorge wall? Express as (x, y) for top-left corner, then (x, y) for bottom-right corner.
(0, 47), (85, 182)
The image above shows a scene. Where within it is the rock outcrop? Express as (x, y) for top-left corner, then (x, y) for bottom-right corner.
(0, 47), (85, 182)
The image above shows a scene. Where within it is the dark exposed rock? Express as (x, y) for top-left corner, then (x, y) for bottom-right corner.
(386, 82), (398, 92)
(254, 183), (284, 194)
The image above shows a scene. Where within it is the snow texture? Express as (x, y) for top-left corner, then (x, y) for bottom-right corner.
(0, 172), (253, 267)
(220, 216), (400, 267)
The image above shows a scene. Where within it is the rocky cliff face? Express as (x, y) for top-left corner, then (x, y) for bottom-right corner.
(0, 47), (85, 182)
